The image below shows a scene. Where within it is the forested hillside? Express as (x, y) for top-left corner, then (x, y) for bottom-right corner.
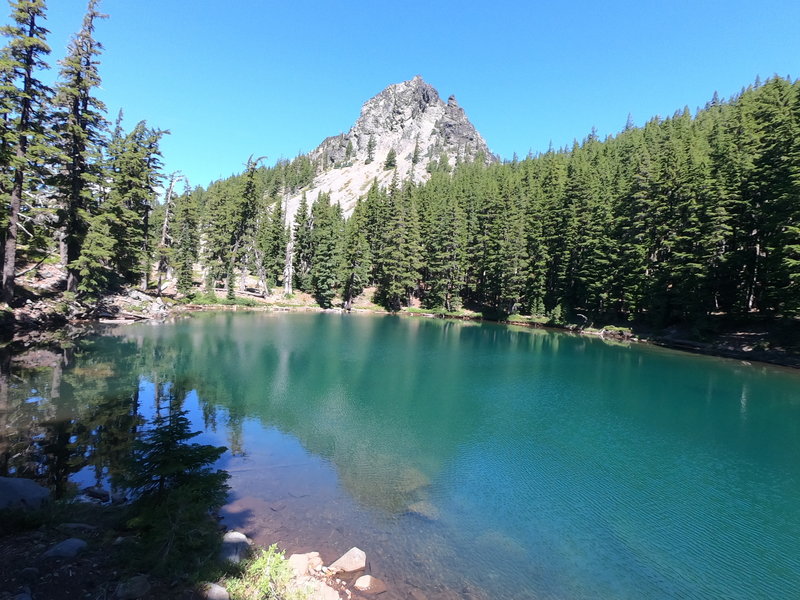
(185, 76), (800, 326)
(1, 1), (798, 330)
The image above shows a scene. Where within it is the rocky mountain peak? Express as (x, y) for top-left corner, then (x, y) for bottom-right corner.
(285, 76), (494, 219)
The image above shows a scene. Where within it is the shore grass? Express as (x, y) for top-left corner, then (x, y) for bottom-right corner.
(223, 545), (304, 600)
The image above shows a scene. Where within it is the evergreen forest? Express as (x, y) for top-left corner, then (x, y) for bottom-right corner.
(2, 0), (799, 330)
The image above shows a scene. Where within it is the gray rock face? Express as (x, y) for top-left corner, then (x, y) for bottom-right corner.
(115, 575), (151, 599)
(43, 538), (87, 559)
(0, 476), (50, 510)
(314, 76), (492, 169)
(285, 76), (495, 220)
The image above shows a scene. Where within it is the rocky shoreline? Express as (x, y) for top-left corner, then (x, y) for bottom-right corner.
(1, 476), (394, 600)
(4, 287), (799, 370)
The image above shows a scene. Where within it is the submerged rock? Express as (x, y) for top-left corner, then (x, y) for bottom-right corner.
(354, 575), (387, 594)
(328, 546), (366, 573)
(43, 538), (87, 558)
(0, 476), (50, 510)
(406, 500), (440, 520)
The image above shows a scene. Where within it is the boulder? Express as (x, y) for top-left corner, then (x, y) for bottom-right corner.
(201, 582), (230, 600)
(219, 530), (252, 564)
(0, 476), (50, 510)
(115, 575), (150, 599)
(294, 577), (341, 600)
(328, 546), (366, 574)
(354, 575), (387, 594)
(43, 538), (87, 558)
(287, 551), (321, 577)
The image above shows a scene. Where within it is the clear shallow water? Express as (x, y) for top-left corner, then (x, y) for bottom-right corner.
(4, 312), (800, 599)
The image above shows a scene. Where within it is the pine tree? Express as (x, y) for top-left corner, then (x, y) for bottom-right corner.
(365, 134), (375, 164)
(50, 0), (107, 293)
(384, 148), (396, 170)
(340, 199), (371, 309)
(309, 193), (340, 307)
(374, 182), (421, 310)
(0, 0), (51, 303)
(171, 187), (199, 296)
(291, 193), (313, 291)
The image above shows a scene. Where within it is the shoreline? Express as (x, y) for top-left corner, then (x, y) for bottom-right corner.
(3, 292), (799, 370)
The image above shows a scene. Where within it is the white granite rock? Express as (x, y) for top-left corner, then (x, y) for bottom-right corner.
(328, 547), (366, 573)
(354, 575), (387, 594)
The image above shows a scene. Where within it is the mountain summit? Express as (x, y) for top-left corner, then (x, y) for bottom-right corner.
(285, 76), (494, 218)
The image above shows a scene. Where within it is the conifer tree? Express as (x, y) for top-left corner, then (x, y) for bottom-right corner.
(384, 148), (396, 170)
(340, 199), (371, 309)
(365, 134), (375, 164)
(291, 193), (313, 291)
(51, 0), (107, 293)
(0, 0), (51, 303)
(173, 187), (200, 296)
(309, 193), (340, 307)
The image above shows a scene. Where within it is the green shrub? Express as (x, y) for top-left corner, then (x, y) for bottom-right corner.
(225, 545), (304, 600)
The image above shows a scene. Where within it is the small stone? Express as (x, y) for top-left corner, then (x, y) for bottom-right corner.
(354, 575), (387, 594)
(328, 546), (366, 573)
(201, 582), (230, 600)
(308, 554), (323, 571)
(43, 538), (87, 558)
(115, 574), (150, 599)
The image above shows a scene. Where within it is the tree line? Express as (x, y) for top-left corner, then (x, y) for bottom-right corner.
(189, 76), (799, 326)
(2, 1), (798, 328)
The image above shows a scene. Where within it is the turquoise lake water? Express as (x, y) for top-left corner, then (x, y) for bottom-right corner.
(9, 312), (800, 599)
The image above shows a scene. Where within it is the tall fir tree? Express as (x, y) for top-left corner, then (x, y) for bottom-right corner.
(50, 0), (107, 293)
(0, 0), (51, 303)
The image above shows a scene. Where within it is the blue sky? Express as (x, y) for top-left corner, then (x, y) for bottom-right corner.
(40, 0), (800, 189)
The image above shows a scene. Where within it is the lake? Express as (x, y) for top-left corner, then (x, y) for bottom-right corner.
(2, 311), (799, 599)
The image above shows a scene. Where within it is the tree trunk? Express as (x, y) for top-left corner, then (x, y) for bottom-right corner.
(2, 166), (23, 304)
(2, 15), (39, 304)
(283, 239), (293, 296)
